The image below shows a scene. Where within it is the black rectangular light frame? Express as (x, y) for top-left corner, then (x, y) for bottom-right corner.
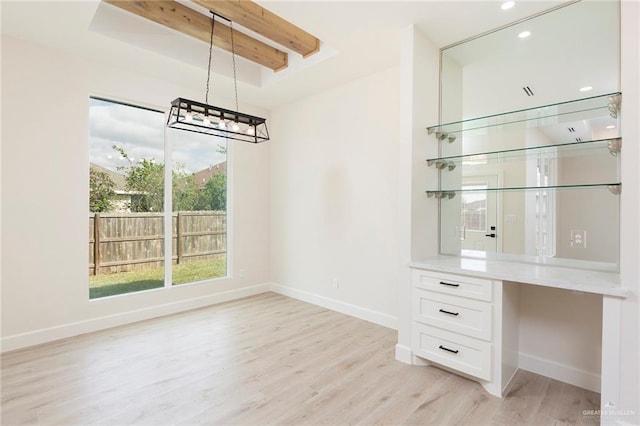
(166, 98), (269, 143)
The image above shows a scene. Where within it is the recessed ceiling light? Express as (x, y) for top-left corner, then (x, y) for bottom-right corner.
(606, 125), (616, 129)
(518, 31), (531, 39)
(580, 86), (593, 92)
(501, 1), (515, 10)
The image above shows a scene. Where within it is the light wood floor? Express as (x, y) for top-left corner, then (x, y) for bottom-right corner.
(1, 292), (600, 426)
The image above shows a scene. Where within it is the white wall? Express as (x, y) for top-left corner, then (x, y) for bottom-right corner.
(616, 0), (640, 423)
(0, 36), (271, 351)
(556, 155), (619, 262)
(396, 25), (441, 359)
(269, 66), (401, 328)
(517, 285), (602, 391)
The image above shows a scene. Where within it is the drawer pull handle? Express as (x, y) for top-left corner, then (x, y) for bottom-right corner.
(438, 308), (459, 316)
(439, 281), (459, 287)
(439, 345), (459, 354)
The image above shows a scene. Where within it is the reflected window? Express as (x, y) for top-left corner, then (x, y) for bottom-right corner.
(535, 157), (556, 256)
(461, 185), (488, 232)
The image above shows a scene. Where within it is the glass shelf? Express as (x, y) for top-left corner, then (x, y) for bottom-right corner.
(426, 138), (621, 170)
(426, 92), (621, 136)
(427, 183), (621, 199)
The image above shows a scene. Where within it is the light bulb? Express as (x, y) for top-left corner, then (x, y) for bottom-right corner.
(202, 118), (211, 126)
(184, 113), (193, 122)
(246, 127), (255, 135)
(606, 125), (616, 129)
(518, 31), (531, 39)
(218, 120), (227, 129)
(232, 122), (240, 132)
(579, 86), (593, 92)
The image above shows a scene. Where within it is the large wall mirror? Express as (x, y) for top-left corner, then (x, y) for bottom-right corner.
(437, 0), (621, 267)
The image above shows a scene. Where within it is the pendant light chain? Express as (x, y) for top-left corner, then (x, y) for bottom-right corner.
(205, 14), (215, 105)
(230, 20), (239, 113)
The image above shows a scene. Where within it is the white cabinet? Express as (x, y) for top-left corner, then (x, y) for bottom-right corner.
(413, 323), (492, 381)
(413, 271), (492, 302)
(413, 288), (492, 341)
(410, 268), (519, 397)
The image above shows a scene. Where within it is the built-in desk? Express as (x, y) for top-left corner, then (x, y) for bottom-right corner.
(408, 255), (626, 407)
(410, 255), (626, 297)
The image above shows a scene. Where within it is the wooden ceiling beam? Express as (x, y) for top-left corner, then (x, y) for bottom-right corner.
(191, 0), (320, 58)
(103, 0), (288, 71)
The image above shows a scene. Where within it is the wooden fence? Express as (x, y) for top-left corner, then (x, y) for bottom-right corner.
(89, 211), (226, 275)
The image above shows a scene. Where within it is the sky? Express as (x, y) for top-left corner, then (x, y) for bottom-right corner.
(89, 98), (227, 175)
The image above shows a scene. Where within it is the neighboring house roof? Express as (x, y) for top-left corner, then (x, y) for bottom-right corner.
(194, 161), (227, 189)
(90, 163), (129, 194)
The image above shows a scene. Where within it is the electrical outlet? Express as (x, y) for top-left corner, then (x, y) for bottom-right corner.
(332, 278), (339, 289)
(570, 230), (587, 248)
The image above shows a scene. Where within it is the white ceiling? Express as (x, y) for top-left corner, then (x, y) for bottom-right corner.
(1, 0), (567, 110)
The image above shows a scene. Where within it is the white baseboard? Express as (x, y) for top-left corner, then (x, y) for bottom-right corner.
(1, 284), (270, 353)
(269, 283), (397, 330)
(518, 352), (601, 392)
(2, 283), (398, 354)
(395, 344), (413, 364)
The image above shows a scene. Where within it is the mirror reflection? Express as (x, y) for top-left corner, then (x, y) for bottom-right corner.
(437, 0), (620, 265)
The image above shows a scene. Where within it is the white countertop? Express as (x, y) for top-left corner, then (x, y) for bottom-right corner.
(410, 255), (626, 298)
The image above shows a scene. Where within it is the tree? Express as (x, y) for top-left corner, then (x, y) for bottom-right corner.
(112, 145), (226, 213)
(89, 168), (116, 212)
(172, 167), (199, 211)
(201, 173), (227, 211)
(114, 145), (164, 212)
(125, 158), (164, 212)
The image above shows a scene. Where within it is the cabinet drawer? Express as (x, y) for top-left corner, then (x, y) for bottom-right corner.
(413, 289), (492, 341)
(412, 323), (491, 381)
(412, 270), (492, 302)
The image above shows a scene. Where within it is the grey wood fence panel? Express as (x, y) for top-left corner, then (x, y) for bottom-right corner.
(89, 212), (226, 274)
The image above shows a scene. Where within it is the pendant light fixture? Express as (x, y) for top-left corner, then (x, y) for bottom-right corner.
(167, 13), (269, 143)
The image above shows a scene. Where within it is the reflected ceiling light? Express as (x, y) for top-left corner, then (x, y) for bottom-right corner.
(501, 1), (515, 10)
(518, 31), (531, 38)
(606, 125), (616, 129)
(580, 86), (593, 92)
(167, 13), (269, 143)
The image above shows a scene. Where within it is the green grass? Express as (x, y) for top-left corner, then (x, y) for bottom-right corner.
(89, 257), (227, 299)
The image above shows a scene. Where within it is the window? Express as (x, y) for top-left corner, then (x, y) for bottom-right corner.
(88, 97), (227, 299)
(170, 130), (227, 285)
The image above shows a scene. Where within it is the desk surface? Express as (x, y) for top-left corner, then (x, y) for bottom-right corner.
(410, 255), (627, 297)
